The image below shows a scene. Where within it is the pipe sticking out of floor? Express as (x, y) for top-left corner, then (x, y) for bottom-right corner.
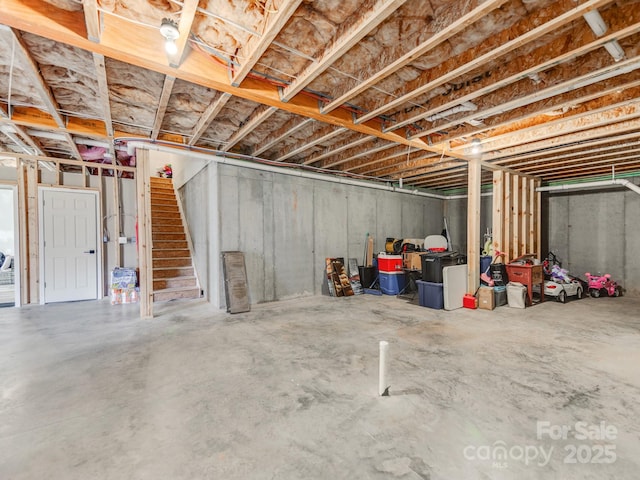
(379, 340), (390, 396)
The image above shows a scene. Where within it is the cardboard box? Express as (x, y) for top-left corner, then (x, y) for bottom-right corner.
(402, 252), (423, 271)
(478, 286), (495, 310)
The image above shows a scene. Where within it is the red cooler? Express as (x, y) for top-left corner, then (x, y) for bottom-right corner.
(377, 254), (403, 273)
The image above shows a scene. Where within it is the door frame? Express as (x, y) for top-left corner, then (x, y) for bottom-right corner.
(0, 182), (20, 307)
(38, 186), (103, 304)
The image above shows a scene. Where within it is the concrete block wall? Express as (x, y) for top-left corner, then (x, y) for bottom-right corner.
(545, 180), (640, 296)
(180, 161), (445, 308)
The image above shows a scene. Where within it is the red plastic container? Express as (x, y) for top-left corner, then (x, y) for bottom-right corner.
(463, 293), (478, 309)
(377, 254), (403, 273)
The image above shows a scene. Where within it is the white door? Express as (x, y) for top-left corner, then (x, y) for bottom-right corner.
(42, 189), (99, 303)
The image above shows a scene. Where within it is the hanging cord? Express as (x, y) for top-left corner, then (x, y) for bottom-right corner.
(8, 33), (15, 116)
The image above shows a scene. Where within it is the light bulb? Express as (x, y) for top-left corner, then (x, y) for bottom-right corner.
(165, 39), (178, 55)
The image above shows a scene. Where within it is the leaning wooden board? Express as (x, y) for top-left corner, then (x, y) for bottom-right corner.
(222, 251), (250, 313)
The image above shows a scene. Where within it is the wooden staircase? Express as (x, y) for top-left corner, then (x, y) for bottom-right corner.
(150, 177), (201, 302)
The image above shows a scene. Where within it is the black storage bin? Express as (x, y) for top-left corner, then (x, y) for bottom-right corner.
(358, 266), (377, 289)
(490, 263), (509, 286)
(421, 252), (463, 283)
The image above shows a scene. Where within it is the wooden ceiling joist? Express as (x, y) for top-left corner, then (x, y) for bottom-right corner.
(93, 53), (113, 138)
(472, 101), (640, 158)
(168, 0), (199, 68)
(0, 106), (44, 155)
(251, 117), (314, 156)
(188, 92), (233, 146)
(82, 0), (101, 43)
(318, 139), (395, 169)
(151, 76), (176, 140)
(275, 126), (348, 162)
(304, 135), (378, 167)
(221, 105), (278, 152)
(519, 151), (640, 175)
(230, 0), (303, 86)
(357, 0), (614, 126)
(278, 0), (407, 102)
(391, 2), (640, 134)
(541, 161), (640, 180)
(320, 0), (508, 115)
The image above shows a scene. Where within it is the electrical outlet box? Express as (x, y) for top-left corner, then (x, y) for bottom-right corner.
(118, 236), (128, 244)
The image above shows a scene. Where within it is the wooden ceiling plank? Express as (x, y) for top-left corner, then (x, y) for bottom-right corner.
(252, 117), (313, 156)
(359, 152), (445, 176)
(275, 126), (348, 162)
(321, 0), (508, 114)
(393, 3), (640, 132)
(0, 105), (44, 155)
(82, 0), (101, 42)
(221, 105), (278, 152)
(279, 0), (407, 102)
(0, 1), (450, 158)
(169, 0), (199, 68)
(344, 145), (418, 173)
(188, 92), (233, 146)
(357, 0), (614, 126)
(151, 76), (176, 140)
(231, 0), (303, 86)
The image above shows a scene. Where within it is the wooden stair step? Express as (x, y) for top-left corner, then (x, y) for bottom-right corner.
(153, 240), (188, 249)
(153, 286), (201, 302)
(150, 199), (177, 207)
(152, 248), (191, 258)
(151, 217), (183, 226)
(153, 257), (191, 268)
(151, 224), (184, 233)
(153, 276), (197, 290)
(152, 232), (186, 241)
(154, 266), (194, 278)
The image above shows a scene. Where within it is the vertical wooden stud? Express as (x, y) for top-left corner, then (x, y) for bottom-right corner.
(136, 149), (153, 318)
(503, 172), (511, 262)
(529, 178), (536, 255)
(492, 170), (504, 256)
(520, 176), (529, 255)
(467, 158), (481, 293)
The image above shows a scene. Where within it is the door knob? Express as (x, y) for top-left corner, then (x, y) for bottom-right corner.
(83, 249), (96, 254)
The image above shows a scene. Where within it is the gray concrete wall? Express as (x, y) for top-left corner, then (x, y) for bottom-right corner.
(546, 180), (640, 296)
(181, 160), (444, 307)
(444, 195), (493, 254)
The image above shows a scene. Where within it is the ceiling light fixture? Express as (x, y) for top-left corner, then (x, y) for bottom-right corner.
(160, 18), (179, 56)
(470, 138), (482, 157)
(583, 10), (607, 37)
(604, 40), (625, 62)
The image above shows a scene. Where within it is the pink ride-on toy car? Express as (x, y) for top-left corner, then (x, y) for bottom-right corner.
(585, 273), (623, 298)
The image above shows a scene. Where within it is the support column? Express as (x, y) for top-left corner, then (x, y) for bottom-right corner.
(136, 149), (153, 318)
(467, 158), (481, 293)
(24, 159), (39, 304)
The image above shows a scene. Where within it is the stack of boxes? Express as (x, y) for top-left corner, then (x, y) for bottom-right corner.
(377, 254), (405, 295)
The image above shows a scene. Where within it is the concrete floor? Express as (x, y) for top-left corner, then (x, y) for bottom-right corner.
(1, 294), (639, 480)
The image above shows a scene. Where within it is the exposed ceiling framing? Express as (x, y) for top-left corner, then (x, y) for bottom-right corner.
(1, 0), (639, 190)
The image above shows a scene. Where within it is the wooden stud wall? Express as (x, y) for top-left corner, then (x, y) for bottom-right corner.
(492, 170), (541, 262)
(9, 155), (136, 305)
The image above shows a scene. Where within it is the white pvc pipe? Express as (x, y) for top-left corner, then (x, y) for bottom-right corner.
(379, 340), (390, 396)
(537, 178), (640, 196)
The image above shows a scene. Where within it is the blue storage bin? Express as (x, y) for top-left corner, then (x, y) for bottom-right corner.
(480, 255), (492, 274)
(416, 280), (444, 309)
(379, 272), (406, 295)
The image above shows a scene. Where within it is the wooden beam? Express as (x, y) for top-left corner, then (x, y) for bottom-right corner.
(231, 0), (303, 86)
(467, 158), (481, 292)
(252, 117), (314, 156)
(520, 176), (529, 256)
(492, 170), (504, 256)
(480, 105), (640, 161)
(305, 135), (377, 167)
(92, 53), (114, 137)
(321, 0), (508, 114)
(517, 150), (640, 174)
(0, 1), (453, 158)
(135, 149), (153, 318)
(397, 3), (640, 133)
(16, 161), (28, 305)
(319, 139), (394, 169)
(511, 174), (520, 259)
(221, 105), (278, 152)
(279, 0), (407, 102)
(168, 0), (199, 68)
(25, 158), (39, 303)
(188, 92), (232, 146)
(82, 0), (100, 42)
(151, 76), (175, 140)
(503, 172), (511, 262)
(541, 158), (640, 179)
(358, 0), (614, 126)
(529, 177), (536, 255)
(274, 126), (347, 162)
